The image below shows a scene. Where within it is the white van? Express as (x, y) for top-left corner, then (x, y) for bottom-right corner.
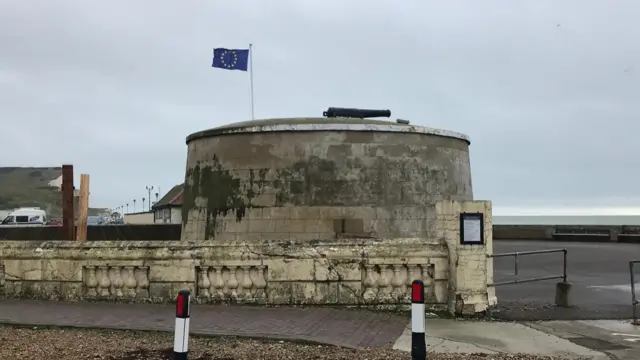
(1, 207), (47, 225)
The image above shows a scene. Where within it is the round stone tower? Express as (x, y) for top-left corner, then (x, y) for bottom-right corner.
(181, 118), (472, 242)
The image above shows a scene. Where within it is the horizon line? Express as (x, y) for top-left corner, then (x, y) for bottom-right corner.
(494, 206), (640, 216)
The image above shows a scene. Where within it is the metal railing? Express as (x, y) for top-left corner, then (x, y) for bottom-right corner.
(630, 261), (639, 325)
(488, 248), (567, 286)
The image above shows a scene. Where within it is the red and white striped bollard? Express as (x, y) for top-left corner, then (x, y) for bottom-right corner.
(411, 280), (426, 360)
(174, 290), (191, 360)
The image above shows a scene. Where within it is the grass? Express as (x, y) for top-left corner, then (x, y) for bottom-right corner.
(0, 167), (105, 218)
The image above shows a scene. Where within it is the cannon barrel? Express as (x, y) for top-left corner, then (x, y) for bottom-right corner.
(322, 107), (391, 119)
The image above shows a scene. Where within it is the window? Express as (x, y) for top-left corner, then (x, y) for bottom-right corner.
(15, 215), (29, 223)
(1, 216), (14, 224)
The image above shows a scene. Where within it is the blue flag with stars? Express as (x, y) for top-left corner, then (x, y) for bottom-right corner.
(212, 48), (249, 71)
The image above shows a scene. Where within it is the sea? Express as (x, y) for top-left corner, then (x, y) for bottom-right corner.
(493, 215), (640, 226)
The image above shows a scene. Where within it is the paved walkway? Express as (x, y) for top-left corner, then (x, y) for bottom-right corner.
(0, 300), (407, 349)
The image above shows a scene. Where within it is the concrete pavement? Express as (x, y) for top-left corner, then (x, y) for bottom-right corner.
(494, 240), (639, 320)
(393, 318), (608, 359)
(528, 319), (640, 360)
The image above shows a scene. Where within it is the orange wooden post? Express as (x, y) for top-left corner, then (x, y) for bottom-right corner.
(76, 174), (90, 241)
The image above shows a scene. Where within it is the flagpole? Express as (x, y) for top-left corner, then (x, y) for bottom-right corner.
(249, 43), (255, 120)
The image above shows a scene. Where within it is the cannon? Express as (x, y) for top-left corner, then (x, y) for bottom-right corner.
(322, 107), (391, 119)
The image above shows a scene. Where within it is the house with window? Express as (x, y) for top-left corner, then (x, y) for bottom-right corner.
(152, 184), (184, 224)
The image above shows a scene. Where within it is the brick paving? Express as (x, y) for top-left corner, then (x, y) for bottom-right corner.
(0, 299), (408, 348)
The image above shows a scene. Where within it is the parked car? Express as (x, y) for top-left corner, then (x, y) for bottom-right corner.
(87, 216), (105, 225)
(46, 219), (63, 226)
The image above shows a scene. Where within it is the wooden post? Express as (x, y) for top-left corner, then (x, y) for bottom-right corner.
(76, 174), (90, 241)
(61, 165), (75, 241)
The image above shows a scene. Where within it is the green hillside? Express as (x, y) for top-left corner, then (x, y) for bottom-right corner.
(0, 167), (104, 218)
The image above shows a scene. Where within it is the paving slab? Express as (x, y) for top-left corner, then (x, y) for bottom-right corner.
(0, 299), (407, 349)
(392, 319), (608, 359)
(528, 319), (640, 360)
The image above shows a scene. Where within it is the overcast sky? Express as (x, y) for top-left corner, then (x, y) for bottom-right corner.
(1, 0), (638, 214)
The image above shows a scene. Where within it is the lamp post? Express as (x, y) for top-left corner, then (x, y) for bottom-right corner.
(146, 186), (154, 211)
(133, 199), (136, 213)
(142, 197), (146, 212)
(126, 203), (129, 214)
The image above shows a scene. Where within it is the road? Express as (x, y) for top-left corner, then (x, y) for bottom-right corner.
(492, 240), (640, 320)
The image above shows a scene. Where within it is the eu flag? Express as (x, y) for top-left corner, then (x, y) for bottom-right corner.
(212, 48), (249, 71)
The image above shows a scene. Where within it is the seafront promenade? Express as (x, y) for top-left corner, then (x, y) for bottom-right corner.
(493, 224), (640, 242)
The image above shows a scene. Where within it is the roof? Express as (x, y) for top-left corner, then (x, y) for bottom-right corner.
(152, 184), (184, 209)
(185, 117), (470, 144)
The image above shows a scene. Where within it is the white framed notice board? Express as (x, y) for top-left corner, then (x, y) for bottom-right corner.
(459, 212), (484, 245)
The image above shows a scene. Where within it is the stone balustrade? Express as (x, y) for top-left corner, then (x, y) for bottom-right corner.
(196, 265), (268, 301)
(0, 238), (450, 307)
(83, 265), (150, 298)
(362, 264), (445, 303)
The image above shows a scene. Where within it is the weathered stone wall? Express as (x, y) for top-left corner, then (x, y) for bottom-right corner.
(0, 238), (449, 307)
(182, 122), (473, 242)
(436, 200), (495, 313)
(0, 200), (494, 315)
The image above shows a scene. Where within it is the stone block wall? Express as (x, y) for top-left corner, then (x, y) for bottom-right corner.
(0, 201), (494, 315)
(182, 205), (438, 243)
(436, 200), (495, 314)
(181, 127), (473, 242)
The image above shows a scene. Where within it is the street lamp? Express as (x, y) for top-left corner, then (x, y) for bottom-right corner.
(126, 203), (129, 214)
(142, 197), (146, 212)
(146, 186), (154, 211)
(133, 199), (136, 213)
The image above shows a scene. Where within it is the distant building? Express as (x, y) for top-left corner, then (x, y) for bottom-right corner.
(152, 184), (184, 224)
(124, 211), (154, 224)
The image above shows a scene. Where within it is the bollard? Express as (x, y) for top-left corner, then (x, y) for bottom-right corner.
(554, 281), (573, 307)
(411, 280), (426, 360)
(173, 290), (191, 360)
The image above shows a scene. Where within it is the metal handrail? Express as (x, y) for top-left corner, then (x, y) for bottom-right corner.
(630, 261), (640, 325)
(488, 248), (568, 286)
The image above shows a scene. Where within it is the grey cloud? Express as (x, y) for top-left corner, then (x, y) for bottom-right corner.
(0, 0), (638, 210)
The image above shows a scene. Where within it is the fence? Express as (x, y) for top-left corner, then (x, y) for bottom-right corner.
(488, 248), (568, 286)
(630, 261), (640, 325)
(0, 224), (182, 241)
